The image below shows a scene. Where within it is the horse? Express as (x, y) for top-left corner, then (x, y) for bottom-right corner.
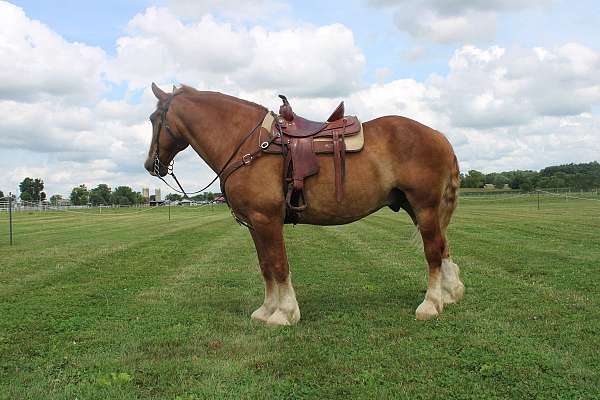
(144, 83), (464, 326)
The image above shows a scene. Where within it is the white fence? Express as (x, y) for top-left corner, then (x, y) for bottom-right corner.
(0, 199), (150, 212)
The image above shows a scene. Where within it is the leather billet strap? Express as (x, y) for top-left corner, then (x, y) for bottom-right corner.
(332, 126), (345, 202)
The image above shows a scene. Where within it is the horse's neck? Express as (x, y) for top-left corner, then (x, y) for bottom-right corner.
(177, 94), (265, 173)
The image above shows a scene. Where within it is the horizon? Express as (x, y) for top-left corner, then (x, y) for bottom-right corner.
(6, 159), (599, 200)
(1, 0), (599, 196)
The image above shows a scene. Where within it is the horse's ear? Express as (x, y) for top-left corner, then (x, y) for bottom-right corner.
(151, 82), (168, 101)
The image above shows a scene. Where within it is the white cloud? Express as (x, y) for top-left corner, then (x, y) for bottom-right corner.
(0, 1), (106, 103)
(107, 7), (365, 97)
(430, 44), (600, 128)
(395, 7), (497, 44)
(369, 0), (553, 44)
(167, 0), (289, 22)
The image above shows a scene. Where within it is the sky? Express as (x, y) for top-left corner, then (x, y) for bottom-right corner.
(1, 0), (599, 197)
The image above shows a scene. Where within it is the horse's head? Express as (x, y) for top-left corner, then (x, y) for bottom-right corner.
(143, 83), (189, 177)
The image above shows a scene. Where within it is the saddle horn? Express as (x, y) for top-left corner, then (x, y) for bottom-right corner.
(278, 94), (294, 122)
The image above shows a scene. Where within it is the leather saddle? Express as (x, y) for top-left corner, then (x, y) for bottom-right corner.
(263, 95), (362, 222)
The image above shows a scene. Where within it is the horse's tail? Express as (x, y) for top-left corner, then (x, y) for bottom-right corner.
(439, 154), (460, 256)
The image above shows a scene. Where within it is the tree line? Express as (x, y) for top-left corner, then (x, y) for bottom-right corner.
(460, 161), (600, 191)
(9, 178), (220, 206)
(68, 184), (146, 206)
(164, 192), (218, 202)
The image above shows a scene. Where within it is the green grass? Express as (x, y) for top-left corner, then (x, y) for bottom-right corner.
(1, 196), (599, 399)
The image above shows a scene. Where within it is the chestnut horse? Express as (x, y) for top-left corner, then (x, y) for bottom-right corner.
(144, 83), (464, 325)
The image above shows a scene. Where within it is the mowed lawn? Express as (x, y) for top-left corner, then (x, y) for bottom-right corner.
(1, 197), (599, 399)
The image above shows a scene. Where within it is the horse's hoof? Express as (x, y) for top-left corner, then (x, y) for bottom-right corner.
(266, 310), (292, 326)
(415, 300), (440, 320)
(442, 282), (465, 305)
(251, 305), (275, 322)
(266, 308), (300, 326)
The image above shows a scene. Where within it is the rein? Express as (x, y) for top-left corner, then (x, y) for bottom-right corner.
(152, 93), (270, 199)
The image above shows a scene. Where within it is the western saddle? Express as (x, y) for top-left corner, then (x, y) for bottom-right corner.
(261, 95), (363, 222)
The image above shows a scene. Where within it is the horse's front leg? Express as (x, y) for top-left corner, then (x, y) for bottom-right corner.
(248, 217), (300, 326)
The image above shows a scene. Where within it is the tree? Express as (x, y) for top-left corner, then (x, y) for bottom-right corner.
(110, 186), (143, 205)
(494, 175), (509, 189)
(134, 192), (145, 204)
(0, 190), (4, 199)
(49, 194), (62, 206)
(70, 185), (89, 205)
(166, 193), (182, 202)
(19, 177), (46, 202)
(89, 184), (112, 205)
(509, 172), (536, 191)
(20, 191), (32, 201)
(460, 170), (485, 188)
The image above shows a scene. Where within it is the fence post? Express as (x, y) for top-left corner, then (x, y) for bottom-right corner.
(8, 192), (13, 245)
(168, 202), (171, 221)
(537, 189), (540, 210)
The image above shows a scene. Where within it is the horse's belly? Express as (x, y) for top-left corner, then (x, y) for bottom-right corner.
(295, 157), (392, 226)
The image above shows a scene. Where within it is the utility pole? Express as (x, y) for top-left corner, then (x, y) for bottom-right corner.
(8, 192), (13, 245)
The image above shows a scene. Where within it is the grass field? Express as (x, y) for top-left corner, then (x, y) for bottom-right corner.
(1, 195), (599, 399)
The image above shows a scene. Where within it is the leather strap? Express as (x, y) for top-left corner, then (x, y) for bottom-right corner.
(332, 119), (347, 202)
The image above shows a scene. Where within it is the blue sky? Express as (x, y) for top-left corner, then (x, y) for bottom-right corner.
(1, 0), (599, 197)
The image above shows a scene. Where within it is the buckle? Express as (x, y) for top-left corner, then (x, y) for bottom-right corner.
(242, 154), (253, 165)
(260, 141), (270, 149)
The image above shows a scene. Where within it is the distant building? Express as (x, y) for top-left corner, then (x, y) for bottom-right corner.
(142, 188), (150, 200)
(213, 194), (226, 203)
(155, 188), (161, 202)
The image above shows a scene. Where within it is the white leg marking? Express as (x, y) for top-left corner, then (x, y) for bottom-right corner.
(266, 275), (301, 326)
(251, 280), (278, 322)
(441, 258), (465, 305)
(415, 269), (443, 320)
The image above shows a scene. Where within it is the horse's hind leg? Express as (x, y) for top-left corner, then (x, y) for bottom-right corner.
(414, 206), (446, 320)
(438, 165), (464, 306)
(248, 217), (300, 326)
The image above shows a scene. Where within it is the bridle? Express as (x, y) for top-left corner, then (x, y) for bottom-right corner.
(150, 92), (273, 199)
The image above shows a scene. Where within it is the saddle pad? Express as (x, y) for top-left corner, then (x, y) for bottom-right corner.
(314, 121), (364, 152)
